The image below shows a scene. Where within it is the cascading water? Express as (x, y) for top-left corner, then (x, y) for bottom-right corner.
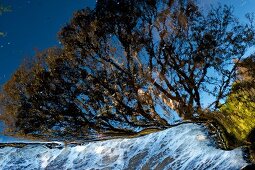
(0, 123), (248, 170)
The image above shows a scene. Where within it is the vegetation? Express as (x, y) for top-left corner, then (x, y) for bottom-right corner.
(0, 0), (255, 145)
(217, 56), (255, 143)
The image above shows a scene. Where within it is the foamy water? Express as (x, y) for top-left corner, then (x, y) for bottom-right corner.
(0, 123), (248, 169)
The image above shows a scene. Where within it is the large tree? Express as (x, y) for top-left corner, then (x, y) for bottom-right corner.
(60, 0), (255, 119)
(1, 0), (255, 138)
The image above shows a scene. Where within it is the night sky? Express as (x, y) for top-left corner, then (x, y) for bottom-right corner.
(1, 0), (255, 87)
(0, 0), (96, 86)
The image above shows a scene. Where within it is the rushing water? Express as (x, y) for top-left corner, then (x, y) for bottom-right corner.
(0, 123), (248, 170)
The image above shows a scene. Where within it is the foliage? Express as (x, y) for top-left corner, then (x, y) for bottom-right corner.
(0, 48), (93, 137)
(218, 56), (255, 142)
(1, 0), (255, 139)
(60, 0), (255, 119)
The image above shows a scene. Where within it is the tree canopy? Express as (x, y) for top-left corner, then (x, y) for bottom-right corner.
(0, 0), (255, 140)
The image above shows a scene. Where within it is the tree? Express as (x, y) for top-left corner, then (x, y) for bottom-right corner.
(0, 48), (97, 138)
(59, 0), (255, 119)
(1, 0), (255, 139)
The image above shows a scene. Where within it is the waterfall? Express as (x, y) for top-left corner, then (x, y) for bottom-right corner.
(0, 123), (248, 170)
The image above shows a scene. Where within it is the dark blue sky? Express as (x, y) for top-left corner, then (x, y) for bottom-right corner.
(0, 0), (96, 86)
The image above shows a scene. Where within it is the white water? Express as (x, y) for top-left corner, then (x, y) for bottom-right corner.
(0, 123), (248, 170)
